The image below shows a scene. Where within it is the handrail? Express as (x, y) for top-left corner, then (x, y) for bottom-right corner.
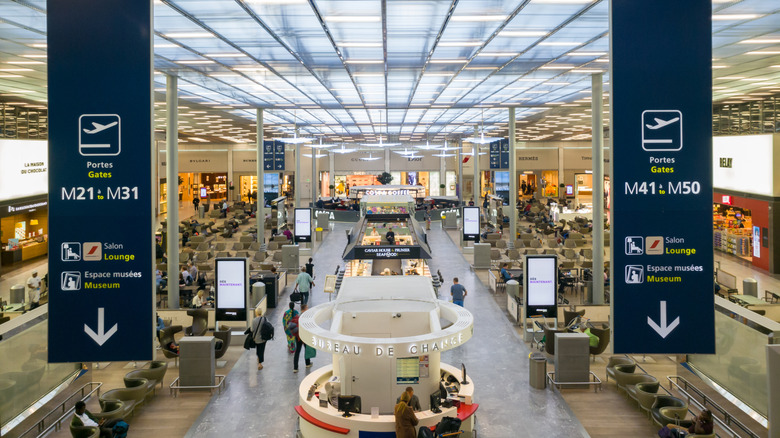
(15, 381), (102, 438)
(667, 375), (760, 438)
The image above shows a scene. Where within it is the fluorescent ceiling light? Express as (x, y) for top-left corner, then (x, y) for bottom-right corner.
(209, 53), (248, 58)
(719, 76), (745, 79)
(5, 61), (43, 65)
(353, 73), (383, 77)
(338, 42), (382, 47)
(532, 0), (593, 3)
(176, 60), (215, 64)
(539, 65), (574, 70)
(567, 51), (606, 56)
(430, 59), (468, 64)
(30, 43), (47, 48)
(438, 41), (483, 47)
(572, 69), (603, 73)
(164, 32), (214, 38)
(303, 153), (327, 158)
(746, 51), (780, 55)
(712, 14), (761, 20)
(424, 73), (455, 77)
(154, 43), (179, 48)
(21, 54), (46, 58)
(323, 16), (381, 23)
(538, 41), (582, 46)
(451, 15), (508, 22)
(739, 38), (780, 44)
(0, 68), (32, 72)
(477, 52), (518, 57)
(712, 65), (728, 69)
(432, 153), (456, 157)
(500, 31), (548, 37)
(345, 60), (383, 64)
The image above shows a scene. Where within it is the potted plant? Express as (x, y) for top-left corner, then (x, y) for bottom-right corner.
(376, 172), (393, 185)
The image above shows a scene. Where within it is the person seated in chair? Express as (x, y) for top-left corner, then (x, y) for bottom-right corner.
(72, 400), (121, 438)
(283, 227), (293, 241)
(385, 225), (395, 245)
(499, 263), (521, 283)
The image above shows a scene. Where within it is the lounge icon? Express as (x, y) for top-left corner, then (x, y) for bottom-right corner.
(641, 110), (682, 151)
(79, 114), (121, 156)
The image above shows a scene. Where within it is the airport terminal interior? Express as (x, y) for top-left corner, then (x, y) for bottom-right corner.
(1, 0), (780, 437)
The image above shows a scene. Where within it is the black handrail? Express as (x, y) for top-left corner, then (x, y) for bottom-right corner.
(14, 381), (102, 438)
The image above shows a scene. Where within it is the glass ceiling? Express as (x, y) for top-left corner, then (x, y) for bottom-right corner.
(0, 0), (778, 144)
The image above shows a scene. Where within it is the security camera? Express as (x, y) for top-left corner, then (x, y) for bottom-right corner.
(392, 313), (402, 318)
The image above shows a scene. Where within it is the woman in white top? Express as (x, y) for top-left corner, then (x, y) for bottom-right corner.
(191, 290), (205, 308)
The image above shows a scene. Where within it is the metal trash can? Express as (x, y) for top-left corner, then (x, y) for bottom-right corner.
(198, 204), (205, 219)
(529, 352), (547, 389)
(315, 227), (323, 242)
(743, 278), (758, 298)
(10, 285), (25, 303)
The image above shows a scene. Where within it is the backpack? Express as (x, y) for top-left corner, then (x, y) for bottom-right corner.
(112, 420), (129, 438)
(434, 416), (461, 435)
(260, 317), (274, 341)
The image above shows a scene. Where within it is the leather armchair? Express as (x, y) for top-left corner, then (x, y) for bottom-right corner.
(69, 423), (99, 438)
(606, 356), (635, 383)
(99, 377), (148, 417)
(543, 326), (566, 356)
(635, 381), (660, 416)
(124, 361), (168, 397)
(625, 374), (659, 402)
(91, 400), (126, 422)
(651, 395), (689, 427)
(589, 326), (611, 357)
(563, 309), (585, 326)
(159, 325), (182, 364)
(185, 309), (209, 336)
(214, 327), (232, 360)
(614, 364), (652, 393)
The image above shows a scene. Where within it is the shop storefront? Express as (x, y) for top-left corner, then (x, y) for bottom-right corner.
(0, 139), (49, 265)
(712, 134), (780, 273)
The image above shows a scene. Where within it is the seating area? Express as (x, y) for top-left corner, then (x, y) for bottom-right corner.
(604, 356), (717, 438)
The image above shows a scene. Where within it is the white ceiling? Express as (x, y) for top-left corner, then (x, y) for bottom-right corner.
(0, 0), (779, 144)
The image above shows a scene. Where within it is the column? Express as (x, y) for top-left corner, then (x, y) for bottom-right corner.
(165, 74), (179, 309)
(329, 151), (335, 197)
(384, 148), (390, 173)
(457, 138), (464, 205)
(227, 146), (233, 202)
(256, 108), (263, 242)
(592, 73), (605, 305)
(311, 145), (318, 205)
(509, 107), (517, 247)
(473, 131), (481, 204)
(439, 151), (446, 196)
(295, 140), (301, 209)
(558, 145), (565, 201)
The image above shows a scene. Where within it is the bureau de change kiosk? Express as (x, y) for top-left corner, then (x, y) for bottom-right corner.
(295, 276), (478, 437)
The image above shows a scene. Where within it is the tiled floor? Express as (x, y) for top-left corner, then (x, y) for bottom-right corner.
(187, 223), (590, 437)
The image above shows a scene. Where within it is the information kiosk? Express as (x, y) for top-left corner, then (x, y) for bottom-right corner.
(296, 276), (477, 437)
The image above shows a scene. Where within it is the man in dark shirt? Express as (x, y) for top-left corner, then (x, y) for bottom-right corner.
(450, 277), (468, 307)
(385, 227), (395, 245)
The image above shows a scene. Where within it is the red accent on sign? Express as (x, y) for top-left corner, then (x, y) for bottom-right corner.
(649, 240), (661, 249)
(87, 245), (99, 255)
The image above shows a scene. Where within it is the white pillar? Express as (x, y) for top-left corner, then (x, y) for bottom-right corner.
(329, 151), (335, 197)
(457, 139), (464, 205)
(439, 152), (446, 196)
(295, 142), (301, 209)
(256, 108), (263, 242)
(509, 107), (517, 246)
(227, 146), (233, 202)
(558, 145), (565, 200)
(384, 148), (390, 173)
(592, 73), (605, 305)
(165, 74), (179, 309)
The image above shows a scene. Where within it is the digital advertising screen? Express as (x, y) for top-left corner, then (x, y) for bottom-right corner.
(215, 258), (247, 321)
(462, 207), (480, 242)
(525, 255), (557, 317)
(294, 208), (312, 242)
(200, 187), (207, 198)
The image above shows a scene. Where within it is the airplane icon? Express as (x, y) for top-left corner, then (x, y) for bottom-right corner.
(645, 117), (680, 130)
(82, 121), (118, 134)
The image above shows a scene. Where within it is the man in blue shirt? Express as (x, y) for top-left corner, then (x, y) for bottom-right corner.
(294, 267), (315, 306)
(499, 263), (513, 282)
(450, 277), (468, 307)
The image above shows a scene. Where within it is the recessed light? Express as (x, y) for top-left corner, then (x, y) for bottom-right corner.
(0, 68), (33, 72)
(5, 61), (43, 65)
(209, 53), (248, 58)
(718, 76), (745, 80)
(21, 54), (46, 58)
(477, 52), (518, 57)
(338, 42), (383, 48)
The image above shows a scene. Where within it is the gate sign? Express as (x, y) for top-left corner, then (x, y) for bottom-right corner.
(611, 0), (714, 354)
(47, 0), (153, 362)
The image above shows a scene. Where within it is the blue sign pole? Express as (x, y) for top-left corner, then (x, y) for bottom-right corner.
(611, 0), (714, 354)
(47, 0), (154, 362)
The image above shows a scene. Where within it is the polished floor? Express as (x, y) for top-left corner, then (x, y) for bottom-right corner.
(186, 222), (590, 437)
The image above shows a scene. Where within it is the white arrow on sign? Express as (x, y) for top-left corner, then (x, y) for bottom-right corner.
(647, 300), (680, 338)
(84, 307), (118, 346)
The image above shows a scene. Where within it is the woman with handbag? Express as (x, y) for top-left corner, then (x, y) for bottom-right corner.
(282, 301), (299, 354)
(250, 308), (268, 370)
(394, 392), (418, 438)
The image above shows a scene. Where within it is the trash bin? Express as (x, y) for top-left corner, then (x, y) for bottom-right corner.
(198, 204), (205, 219)
(315, 227), (323, 242)
(743, 278), (758, 298)
(10, 285), (25, 303)
(529, 352), (547, 389)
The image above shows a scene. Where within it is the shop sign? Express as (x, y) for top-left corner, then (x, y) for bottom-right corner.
(0, 139), (48, 202)
(4, 200), (48, 217)
(47, 0), (153, 362)
(355, 246), (421, 259)
(611, 0), (714, 354)
(721, 195), (731, 205)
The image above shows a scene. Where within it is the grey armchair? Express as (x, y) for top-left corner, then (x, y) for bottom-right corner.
(635, 382), (661, 417)
(214, 327), (232, 360)
(543, 326), (566, 356)
(614, 364), (652, 394)
(588, 326), (611, 358)
(626, 374), (659, 402)
(69, 423), (99, 438)
(605, 356), (635, 383)
(185, 309), (209, 336)
(563, 309), (585, 326)
(124, 361), (168, 397)
(159, 325), (182, 365)
(99, 377), (148, 418)
(651, 395), (689, 427)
